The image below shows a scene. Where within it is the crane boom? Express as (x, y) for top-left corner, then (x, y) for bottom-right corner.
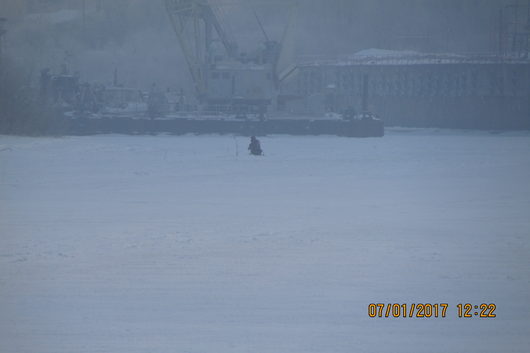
(165, 0), (296, 111)
(164, 0), (239, 99)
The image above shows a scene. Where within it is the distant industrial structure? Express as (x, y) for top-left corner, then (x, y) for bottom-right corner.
(62, 0), (383, 137)
(499, 1), (530, 57)
(160, 0), (530, 130)
(164, 0), (292, 115)
(281, 52), (530, 129)
(0, 17), (6, 55)
(277, 0), (530, 130)
(2, 0), (529, 133)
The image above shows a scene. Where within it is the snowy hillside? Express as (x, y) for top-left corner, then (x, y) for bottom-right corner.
(1, 130), (529, 353)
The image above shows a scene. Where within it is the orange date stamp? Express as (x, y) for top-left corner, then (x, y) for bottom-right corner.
(367, 303), (496, 318)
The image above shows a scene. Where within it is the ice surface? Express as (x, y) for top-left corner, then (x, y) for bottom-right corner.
(1, 130), (529, 353)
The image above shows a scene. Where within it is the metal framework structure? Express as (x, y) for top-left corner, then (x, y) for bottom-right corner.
(165, 0), (239, 100)
(165, 0), (296, 111)
(0, 17), (6, 56)
(499, 0), (530, 57)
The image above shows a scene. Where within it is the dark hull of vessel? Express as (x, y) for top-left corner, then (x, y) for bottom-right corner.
(66, 116), (384, 138)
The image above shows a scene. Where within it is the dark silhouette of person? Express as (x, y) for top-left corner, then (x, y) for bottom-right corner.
(248, 136), (263, 156)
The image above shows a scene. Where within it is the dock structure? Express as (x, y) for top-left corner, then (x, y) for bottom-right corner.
(66, 115), (384, 138)
(281, 51), (530, 130)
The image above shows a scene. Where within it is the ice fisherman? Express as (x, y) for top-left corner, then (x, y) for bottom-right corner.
(248, 136), (263, 156)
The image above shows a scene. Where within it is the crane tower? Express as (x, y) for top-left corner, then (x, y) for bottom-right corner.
(165, 0), (283, 114)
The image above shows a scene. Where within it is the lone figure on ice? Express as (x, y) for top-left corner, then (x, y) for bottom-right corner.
(248, 136), (263, 156)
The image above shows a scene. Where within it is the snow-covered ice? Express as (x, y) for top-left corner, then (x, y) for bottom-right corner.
(1, 130), (529, 353)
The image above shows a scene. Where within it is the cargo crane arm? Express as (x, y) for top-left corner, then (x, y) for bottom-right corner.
(165, 0), (297, 108)
(203, 5), (238, 59)
(164, 0), (238, 99)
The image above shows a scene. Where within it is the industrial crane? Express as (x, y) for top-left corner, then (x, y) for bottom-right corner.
(164, 0), (293, 114)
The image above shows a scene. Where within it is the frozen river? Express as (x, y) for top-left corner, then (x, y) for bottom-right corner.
(1, 129), (529, 353)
